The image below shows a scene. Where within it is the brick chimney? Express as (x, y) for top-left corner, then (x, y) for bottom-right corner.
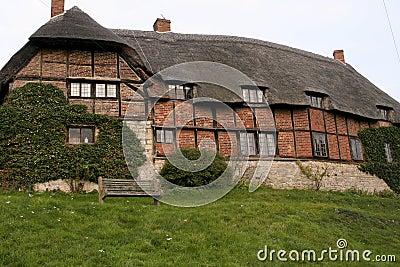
(51, 0), (65, 17)
(153, 18), (171, 32)
(333, 49), (345, 64)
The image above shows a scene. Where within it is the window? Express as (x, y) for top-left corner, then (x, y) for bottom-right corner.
(239, 132), (256, 156)
(96, 84), (117, 98)
(378, 108), (390, 120)
(69, 81), (118, 98)
(350, 138), (363, 161)
(313, 133), (328, 157)
(385, 143), (393, 163)
(242, 88), (263, 103)
(168, 84), (192, 100)
(68, 127), (94, 144)
(156, 129), (174, 144)
(259, 133), (276, 156)
(70, 82), (91, 98)
(308, 95), (323, 108)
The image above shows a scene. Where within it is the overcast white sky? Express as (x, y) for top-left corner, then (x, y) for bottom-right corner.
(1, 0), (399, 101)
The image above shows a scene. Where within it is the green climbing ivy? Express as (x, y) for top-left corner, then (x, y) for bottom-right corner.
(0, 83), (145, 190)
(358, 126), (400, 194)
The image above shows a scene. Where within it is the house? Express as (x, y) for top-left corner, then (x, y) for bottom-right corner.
(1, 0), (398, 192)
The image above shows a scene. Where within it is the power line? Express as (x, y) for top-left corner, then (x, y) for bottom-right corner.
(382, 0), (400, 64)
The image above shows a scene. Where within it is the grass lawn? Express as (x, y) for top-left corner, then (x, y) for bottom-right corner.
(0, 186), (399, 266)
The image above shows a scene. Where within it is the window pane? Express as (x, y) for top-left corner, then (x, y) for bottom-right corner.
(69, 128), (81, 144)
(249, 90), (257, 103)
(239, 133), (248, 155)
(96, 84), (106, 98)
(165, 130), (174, 144)
(247, 133), (256, 155)
(176, 88), (185, 99)
(81, 128), (93, 144)
(81, 83), (91, 98)
(313, 133), (327, 157)
(156, 130), (164, 143)
(242, 89), (249, 102)
(257, 90), (264, 103)
(71, 83), (80, 97)
(259, 133), (267, 156)
(107, 84), (117, 98)
(385, 143), (393, 163)
(267, 134), (276, 156)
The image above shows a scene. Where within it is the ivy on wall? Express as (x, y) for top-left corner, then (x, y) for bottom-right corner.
(0, 83), (145, 190)
(358, 126), (400, 193)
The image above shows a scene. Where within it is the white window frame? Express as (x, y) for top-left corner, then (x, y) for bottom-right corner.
(242, 88), (263, 103)
(308, 95), (323, 109)
(168, 84), (192, 100)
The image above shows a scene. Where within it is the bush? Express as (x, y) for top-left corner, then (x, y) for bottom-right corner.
(160, 148), (229, 187)
(0, 83), (145, 190)
(359, 127), (400, 194)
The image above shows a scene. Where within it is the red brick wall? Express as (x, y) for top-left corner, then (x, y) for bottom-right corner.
(94, 52), (118, 78)
(156, 143), (175, 156)
(310, 109), (325, 132)
(255, 108), (275, 130)
(216, 106), (235, 129)
(218, 132), (237, 157)
(177, 129), (196, 148)
(293, 109), (309, 131)
(195, 105), (214, 128)
(198, 131), (216, 151)
(339, 136), (351, 161)
(325, 112), (336, 134)
(275, 109), (292, 130)
(175, 102), (194, 127)
(336, 115), (347, 135)
(328, 134), (340, 160)
(278, 132), (295, 157)
(119, 57), (141, 81)
(236, 107), (255, 129)
(154, 102), (174, 126)
(42, 49), (67, 79)
(347, 117), (361, 137)
(295, 132), (313, 158)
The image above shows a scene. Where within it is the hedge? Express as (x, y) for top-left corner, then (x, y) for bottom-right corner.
(0, 83), (145, 190)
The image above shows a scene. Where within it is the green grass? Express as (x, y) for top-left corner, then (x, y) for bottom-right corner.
(1, 187), (399, 266)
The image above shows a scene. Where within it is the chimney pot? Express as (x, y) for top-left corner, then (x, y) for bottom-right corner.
(153, 18), (171, 33)
(333, 49), (345, 64)
(51, 0), (65, 17)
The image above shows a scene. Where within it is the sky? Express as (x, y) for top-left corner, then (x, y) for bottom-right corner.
(0, 0), (399, 101)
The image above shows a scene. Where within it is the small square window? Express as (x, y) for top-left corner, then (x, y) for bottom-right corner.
(350, 138), (363, 161)
(313, 133), (328, 157)
(107, 84), (117, 98)
(96, 84), (106, 97)
(81, 83), (91, 98)
(156, 129), (174, 144)
(68, 127), (94, 144)
(308, 95), (323, 108)
(71, 83), (80, 97)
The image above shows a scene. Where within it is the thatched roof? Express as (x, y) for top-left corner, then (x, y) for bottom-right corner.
(113, 29), (400, 122)
(1, 6), (399, 123)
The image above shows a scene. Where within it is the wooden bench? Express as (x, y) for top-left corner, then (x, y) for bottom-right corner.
(98, 177), (161, 205)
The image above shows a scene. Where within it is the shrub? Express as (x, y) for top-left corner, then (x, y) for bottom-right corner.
(0, 83), (145, 190)
(160, 148), (229, 187)
(359, 126), (400, 194)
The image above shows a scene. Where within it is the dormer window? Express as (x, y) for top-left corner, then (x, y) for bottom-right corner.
(242, 87), (263, 103)
(168, 84), (193, 100)
(377, 107), (391, 120)
(307, 94), (323, 109)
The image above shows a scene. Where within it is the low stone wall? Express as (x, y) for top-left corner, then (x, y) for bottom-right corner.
(33, 179), (98, 193)
(153, 158), (391, 193)
(249, 160), (391, 193)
